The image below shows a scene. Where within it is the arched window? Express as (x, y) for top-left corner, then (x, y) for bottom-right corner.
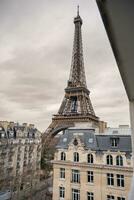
(61, 152), (66, 161)
(74, 152), (79, 162)
(106, 155), (113, 165)
(87, 154), (94, 164)
(116, 155), (123, 166)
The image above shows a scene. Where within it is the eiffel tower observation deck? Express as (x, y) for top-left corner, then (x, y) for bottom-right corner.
(45, 7), (99, 138)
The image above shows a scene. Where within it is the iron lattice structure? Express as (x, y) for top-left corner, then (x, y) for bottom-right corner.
(44, 8), (99, 139)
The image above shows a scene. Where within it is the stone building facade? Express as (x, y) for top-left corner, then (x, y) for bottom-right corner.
(52, 128), (133, 200)
(0, 121), (41, 195)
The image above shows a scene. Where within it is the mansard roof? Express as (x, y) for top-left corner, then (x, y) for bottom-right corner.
(0, 122), (41, 139)
(56, 128), (132, 153)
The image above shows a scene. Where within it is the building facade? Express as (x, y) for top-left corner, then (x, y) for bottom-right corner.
(0, 121), (41, 196)
(52, 128), (133, 200)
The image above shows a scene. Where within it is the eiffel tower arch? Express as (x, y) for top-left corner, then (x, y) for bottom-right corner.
(44, 7), (99, 141)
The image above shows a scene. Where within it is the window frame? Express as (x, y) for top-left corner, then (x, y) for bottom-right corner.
(87, 154), (94, 164)
(59, 186), (65, 198)
(72, 189), (80, 200)
(87, 192), (94, 200)
(117, 197), (125, 200)
(117, 174), (125, 187)
(107, 195), (115, 200)
(61, 152), (66, 161)
(111, 138), (119, 147)
(72, 169), (80, 183)
(74, 152), (79, 162)
(106, 155), (113, 165)
(107, 173), (114, 186)
(116, 155), (123, 166)
(87, 171), (94, 183)
(60, 168), (65, 179)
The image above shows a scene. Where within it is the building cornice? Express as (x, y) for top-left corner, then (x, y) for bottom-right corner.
(52, 160), (133, 173)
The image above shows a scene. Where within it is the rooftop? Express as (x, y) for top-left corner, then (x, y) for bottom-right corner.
(0, 121), (41, 139)
(56, 128), (132, 153)
(103, 127), (131, 135)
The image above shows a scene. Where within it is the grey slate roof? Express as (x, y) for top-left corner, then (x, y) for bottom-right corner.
(56, 128), (132, 153)
(0, 124), (40, 139)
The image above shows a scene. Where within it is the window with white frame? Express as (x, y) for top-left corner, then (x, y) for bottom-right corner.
(74, 152), (79, 162)
(61, 152), (66, 161)
(111, 138), (118, 147)
(72, 189), (80, 200)
(59, 186), (65, 198)
(117, 197), (125, 200)
(116, 155), (123, 166)
(106, 155), (113, 165)
(107, 195), (115, 200)
(117, 174), (125, 187)
(87, 192), (94, 200)
(87, 171), (94, 183)
(87, 154), (94, 164)
(107, 173), (114, 186)
(72, 169), (80, 183)
(60, 168), (65, 179)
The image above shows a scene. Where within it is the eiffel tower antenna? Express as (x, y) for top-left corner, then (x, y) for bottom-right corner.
(69, 5), (86, 88)
(77, 5), (79, 16)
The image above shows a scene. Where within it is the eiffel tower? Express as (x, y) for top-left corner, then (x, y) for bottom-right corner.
(45, 7), (99, 139)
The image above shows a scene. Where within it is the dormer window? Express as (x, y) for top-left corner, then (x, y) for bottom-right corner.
(112, 130), (118, 134)
(74, 152), (79, 162)
(73, 138), (78, 146)
(61, 152), (66, 161)
(111, 138), (119, 147)
(63, 138), (67, 143)
(116, 155), (123, 166)
(106, 155), (113, 165)
(87, 154), (94, 164)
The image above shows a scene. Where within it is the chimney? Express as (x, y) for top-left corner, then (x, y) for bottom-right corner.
(9, 121), (15, 128)
(99, 121), (107, 134)
(119, 125), (129, 128)
(29, 124), (34, 129)
(0, 121), (9, 131)
(23, 123), (27, 128)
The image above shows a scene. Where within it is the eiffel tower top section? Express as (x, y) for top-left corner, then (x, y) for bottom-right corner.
(68, 6), (87, 90)
(57, 7), (97, 118)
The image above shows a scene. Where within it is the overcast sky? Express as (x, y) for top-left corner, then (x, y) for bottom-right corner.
(0, 0), (130, 131)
